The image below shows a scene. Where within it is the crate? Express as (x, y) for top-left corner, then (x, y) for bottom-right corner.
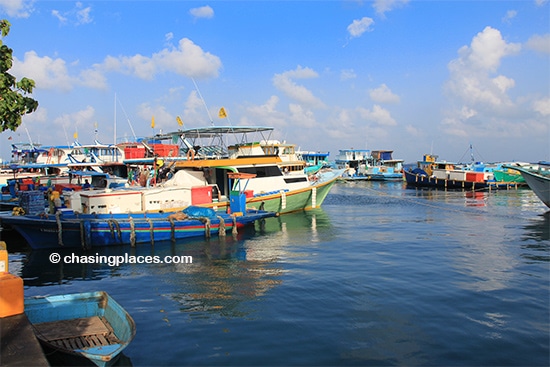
(152, 144), (179, 157)
(19, 190), (45, 215)
(466, 172), (485, 182)
(124, 147), (146, 159)
(191, 186), (213, 205)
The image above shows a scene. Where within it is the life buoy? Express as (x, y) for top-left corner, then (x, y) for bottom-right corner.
(186, 149), (195, 161)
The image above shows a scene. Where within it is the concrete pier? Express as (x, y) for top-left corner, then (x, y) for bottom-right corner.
(0, 313), (49, 366)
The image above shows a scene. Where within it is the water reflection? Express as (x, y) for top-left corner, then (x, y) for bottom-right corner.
(13, 212), (332, 320)
(520, 211), (550, 262)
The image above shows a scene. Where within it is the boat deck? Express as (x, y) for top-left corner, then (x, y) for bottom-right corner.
(34, 316), (120, 350)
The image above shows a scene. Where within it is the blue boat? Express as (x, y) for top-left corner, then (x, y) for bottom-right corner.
(0, 206), (277, 249)
(24, 291), (136, 367)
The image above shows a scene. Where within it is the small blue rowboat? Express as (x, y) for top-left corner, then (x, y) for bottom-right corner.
(24, 291), (136, 367)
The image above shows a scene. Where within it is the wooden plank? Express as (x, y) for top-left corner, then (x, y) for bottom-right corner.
(34, 316), (109, 341)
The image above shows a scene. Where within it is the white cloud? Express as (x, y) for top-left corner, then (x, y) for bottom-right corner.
(244, 96), (288, 130)
(405, 124), (421, 137)
(272, 66), (325, 108)
(189, 5), (214, 19)
(372, 0), (409, 16)
(347, 17), (374, 38)
(369, 84), (400, 104)
(180, 90), (210, 125)
(288, 104), (316, 128)
(137, 103), (173, 130)
(79, 66), (108, 90)
(103, 54), (157, 80)
(103, 38), (221, 80)
(12, 51), (75, 91)
(51, 2), (93, 26)
(340, 69), (357, 81)
(533, 97), (550, 116)
(535, 0), (548, 6)
(463, 26), (521, 72)
(502, 10), (517, 24)
(442, 27), (549, 141)
(0, 0), (33, 18)
(525, 34), (550, 54)
(76, 3), (93, 25)
(22, 104), (48, 124)
(54, 106), (96, 132)
(357, 105), (397, 126)
(446, 27), (521, 109)
(51, 10), (67, 24)
(12, 37), (222, 92)
(154, 38), (222, 78)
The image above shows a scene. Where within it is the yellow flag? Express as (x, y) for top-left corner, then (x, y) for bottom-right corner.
(218, 107), (227, 119)
(151, 116), (155, 128)
(176, 116), (183, 126)
(73, 131), (78, 139)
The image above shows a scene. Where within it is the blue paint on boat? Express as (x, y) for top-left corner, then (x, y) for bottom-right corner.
(0, 206), (278, 249)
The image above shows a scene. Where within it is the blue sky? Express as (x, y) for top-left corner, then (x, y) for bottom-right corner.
(1, 0), (549, 164)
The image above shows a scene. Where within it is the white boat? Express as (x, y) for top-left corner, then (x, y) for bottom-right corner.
(335, 149), (403, 180)
(71, 126), (342, 215)
(505, 162), (550, 208)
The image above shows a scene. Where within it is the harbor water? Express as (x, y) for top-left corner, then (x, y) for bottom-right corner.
(4, 181), (549, 366)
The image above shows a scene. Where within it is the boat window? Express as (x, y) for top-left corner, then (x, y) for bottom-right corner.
(238, 165), (283, 178)
(284, 177), (308, 184)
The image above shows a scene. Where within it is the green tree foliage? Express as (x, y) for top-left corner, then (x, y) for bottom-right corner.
(0, 19), (38, 132)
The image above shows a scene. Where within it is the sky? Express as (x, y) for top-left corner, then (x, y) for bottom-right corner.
(0, 0), (549, 164)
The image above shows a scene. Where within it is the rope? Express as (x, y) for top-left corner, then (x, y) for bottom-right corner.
(128, 217), (136, 247)
(169, 217), (176, 243)
(217, 216), (226, 236)
(113, 219), (121, 243)
(200, 217), (211, 238)
(107, 219), (122, 243)
(107, 219), (115, 238)
(80, 220), (85, 249)
(55, 211), (63, 246)
(232, 215), (238, 236)
(146, 218), (154, 245)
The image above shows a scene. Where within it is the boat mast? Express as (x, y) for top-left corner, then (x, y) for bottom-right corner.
(192, 78), (214, 125)
(114, 93), (117, 144)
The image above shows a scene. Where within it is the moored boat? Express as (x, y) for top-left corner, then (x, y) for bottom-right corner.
(24, 291), (135, 367)
(0, 205), (278, 249)
(505, 162), (550, 208)
(118, 126), (343, 214)
(403, 154), (523, 190)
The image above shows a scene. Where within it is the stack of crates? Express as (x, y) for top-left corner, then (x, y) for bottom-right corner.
(19, 191), (45, 215)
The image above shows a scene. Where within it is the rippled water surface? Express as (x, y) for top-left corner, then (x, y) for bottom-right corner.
(5, 181), (549, 366)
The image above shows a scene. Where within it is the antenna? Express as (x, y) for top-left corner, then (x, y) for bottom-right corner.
(117, 96), (138, 141)
(114, 93), (117, 144)
(24, 127), (34, 149)
(191, 78), (214, 125)
(62, 123), (70, 146)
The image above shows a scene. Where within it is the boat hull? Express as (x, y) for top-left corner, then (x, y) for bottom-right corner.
(24, 291), (135, 367)
(212, 171), (340, 214)
(513, 166), (550, 207)
(0, 209), (277, 249)
(403, 170), (521, 190)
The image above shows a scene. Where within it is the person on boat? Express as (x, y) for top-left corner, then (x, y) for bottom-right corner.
(48, 189), (62, 213)
(82, 179), (91, 190)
